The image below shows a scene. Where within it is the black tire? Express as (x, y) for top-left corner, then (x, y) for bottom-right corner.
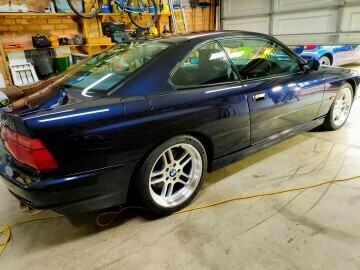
(126, 0), (158, 29)
(322, 82), (353, 131)
(133, 135), (207, 215)
(67, 0), (103, 19)
(319, 55), (331, 66)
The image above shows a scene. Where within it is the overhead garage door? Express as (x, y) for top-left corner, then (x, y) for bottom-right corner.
(221, 0), (360, 45)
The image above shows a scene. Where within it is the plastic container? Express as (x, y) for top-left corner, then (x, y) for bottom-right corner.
(149, 5), (155, 13)
(53, 55), (70, 73)
(102, 4), (111, 13)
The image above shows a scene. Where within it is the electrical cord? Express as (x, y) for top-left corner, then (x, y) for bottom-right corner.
(96, 206), (147, 227)
(174, 175), (360, 214)
(0, 174), (359, 256)
(0, 215), (64, 256)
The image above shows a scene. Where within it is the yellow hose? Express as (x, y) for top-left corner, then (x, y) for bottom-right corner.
(174, 175), (360, 214)
(0, 215), (64, 256)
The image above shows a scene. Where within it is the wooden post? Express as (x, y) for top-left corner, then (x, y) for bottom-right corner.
(97, 16), (104, 37)
(209, 0), (215, 31)
(0, 43), (14, 87)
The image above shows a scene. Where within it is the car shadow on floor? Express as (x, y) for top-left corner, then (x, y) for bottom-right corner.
(204, 133), (311, 187)
(7, 131), (313, 255)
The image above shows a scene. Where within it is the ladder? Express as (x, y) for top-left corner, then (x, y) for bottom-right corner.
(168, 0), (188, 33)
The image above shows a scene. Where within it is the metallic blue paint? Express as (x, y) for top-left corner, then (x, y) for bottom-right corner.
(292, 45), (360, 66)
(1, 31), (359, 214)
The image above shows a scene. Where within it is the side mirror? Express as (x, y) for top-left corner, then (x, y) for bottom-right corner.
(190, 57), (199, 65)
(305, 59), (321, 72)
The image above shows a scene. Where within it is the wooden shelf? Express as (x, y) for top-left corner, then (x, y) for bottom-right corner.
(3, 43), (115, 53)
(84, 43), (116, 46)
(0, 8), (172, 87)
(0, 12), (171, 17)
(98, 12), (171, 16)
(3, 45), (81, 52)
(0, 12), (77, 17)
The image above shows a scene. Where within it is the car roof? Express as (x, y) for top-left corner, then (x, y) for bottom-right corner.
(151, 31), (269, 44)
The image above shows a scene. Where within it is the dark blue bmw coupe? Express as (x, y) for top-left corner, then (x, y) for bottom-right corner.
(0, 31), (359, 215)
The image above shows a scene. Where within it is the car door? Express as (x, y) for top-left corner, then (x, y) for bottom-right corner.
(331, 46), (346, 65)
(219, 37), (325, 144)
(149, 41), (251, 159)
(344, 45), (360, 64)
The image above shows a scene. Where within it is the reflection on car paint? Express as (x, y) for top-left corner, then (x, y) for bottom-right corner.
(291, 45), (360, 66)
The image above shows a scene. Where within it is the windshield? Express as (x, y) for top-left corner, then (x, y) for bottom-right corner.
(59, 41), (171, 98)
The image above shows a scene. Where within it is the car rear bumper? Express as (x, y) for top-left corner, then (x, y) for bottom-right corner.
(0, 160), (137, 214)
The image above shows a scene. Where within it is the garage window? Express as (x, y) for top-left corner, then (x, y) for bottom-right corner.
(219, 38), (301, 80)
(170, 42), (238, 89)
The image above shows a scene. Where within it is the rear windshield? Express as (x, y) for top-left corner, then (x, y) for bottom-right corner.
(59, 41), (171, 97)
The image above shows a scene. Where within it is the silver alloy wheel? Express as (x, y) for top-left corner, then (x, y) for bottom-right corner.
(333, 87), (352, 127)
(319, 56), (331, 65)
(149, 143), (203, 208)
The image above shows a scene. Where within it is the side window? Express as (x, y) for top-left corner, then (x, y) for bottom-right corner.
(170, 42), (238, 89)
(219, 38), (301, 80)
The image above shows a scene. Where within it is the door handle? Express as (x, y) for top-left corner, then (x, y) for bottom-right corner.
(253, 93), (266, 102)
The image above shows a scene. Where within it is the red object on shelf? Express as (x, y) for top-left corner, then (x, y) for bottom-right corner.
(3, 44), (25, 50)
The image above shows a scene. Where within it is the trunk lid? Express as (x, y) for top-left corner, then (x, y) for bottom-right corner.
(12, 84), (102, 117)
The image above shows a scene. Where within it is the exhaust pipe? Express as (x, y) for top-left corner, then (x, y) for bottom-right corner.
(19, 202), (44, 216)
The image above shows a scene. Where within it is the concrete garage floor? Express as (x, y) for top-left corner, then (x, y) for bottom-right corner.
(1, 63), (360, 270)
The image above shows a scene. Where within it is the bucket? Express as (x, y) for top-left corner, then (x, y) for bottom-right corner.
(53, 55), (70, 73)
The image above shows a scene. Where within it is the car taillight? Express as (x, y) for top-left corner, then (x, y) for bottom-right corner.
(1, 127), (58, 170)
(304, 45), (317, 50)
